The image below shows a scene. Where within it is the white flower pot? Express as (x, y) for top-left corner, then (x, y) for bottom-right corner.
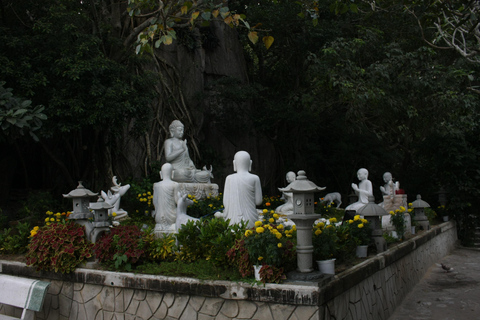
(253, 265), (262, 281)
(411, 226), (416, 235)
(317, 259), (336, 275)
(391, 230), (398, 239)
(356, 245), (368, 258)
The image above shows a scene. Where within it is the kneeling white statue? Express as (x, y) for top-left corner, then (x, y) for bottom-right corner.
(345, 168), (373, 212)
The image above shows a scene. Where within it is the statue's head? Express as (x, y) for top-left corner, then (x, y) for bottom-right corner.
(160, 163), (174, 181)
(169, 120), (184, 138)
(383, 172), (392, 182)
(286, 171), (296, 184)
(357, 168), (369, 180)
(233, 151), (252, 172)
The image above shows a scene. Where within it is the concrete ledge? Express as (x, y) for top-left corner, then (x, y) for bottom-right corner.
(0, 221), (458, 320)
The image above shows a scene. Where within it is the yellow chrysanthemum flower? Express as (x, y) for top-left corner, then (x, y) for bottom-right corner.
(262, 209), (268, 213)
(277, 224), (284, 230)
(315, 229), (322, 236)
(317, 222), (325, 228)
(256, 227), (265, 233)
(399, 206), (406, 212)
(112, 212), (117, 217)
(354, 215), (360, 221)
(329, 217), (337, 223)
(292, 225), (296, 231)
(358, 224), (364, 228)
(269, 218), (274, 223)
(389, 211), (395, 215)
(276, 233), (282, 239)
(361, 219), (368, 224)
(348, 220), (354, 224)
(50, 217), (55, 222)
(255, 221), (262, 227)
(245, 230), (252, 237)
(258, 256), (263, 261)
(273, 214), (279, 219)
(278, 243), (283, 248)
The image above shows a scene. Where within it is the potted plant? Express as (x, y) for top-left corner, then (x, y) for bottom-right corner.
(436, 205), (450, 222)
(389, 206), (406, 240)
(345, 215), (372, 258)
(241, 211), (296, 282)
(312, 218), (338, 274)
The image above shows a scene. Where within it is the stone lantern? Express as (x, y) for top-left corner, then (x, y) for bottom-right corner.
(63, 181), (98, 220)
(88, 197), (113, 243)
(356, 196), (388, 253)
(411, 194), (430, 231)
(280, 170), (326, 275)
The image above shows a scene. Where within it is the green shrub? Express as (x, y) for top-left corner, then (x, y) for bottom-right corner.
(176, 218), (245, 267)
(26, 221), (93, 273)
(0, 221), (31, 254)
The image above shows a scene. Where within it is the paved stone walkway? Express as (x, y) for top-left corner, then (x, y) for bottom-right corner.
(388, 246), (480, 320)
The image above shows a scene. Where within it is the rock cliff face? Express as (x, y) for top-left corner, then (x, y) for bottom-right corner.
(123, 23), (279, 193)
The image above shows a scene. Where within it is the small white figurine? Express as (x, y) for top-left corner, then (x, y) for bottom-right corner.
(345, 168), (373, 212)
(217, 151), (262, 229)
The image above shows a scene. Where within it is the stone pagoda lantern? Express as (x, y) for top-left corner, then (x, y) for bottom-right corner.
(356, 196), (388, 253)
(63, 181), (98, 220)
(280, 170), (325, 275)
(88, 197), (113, 243)
(411, 194), (430, 231)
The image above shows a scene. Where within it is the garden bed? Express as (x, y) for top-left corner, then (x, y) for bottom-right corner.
(0, 220), (457, 320)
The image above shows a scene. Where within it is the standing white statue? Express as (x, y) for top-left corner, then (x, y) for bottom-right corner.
(164, 120), (212, 183)
(153, 163), (179, 234)
(217, 151), (262, 229)
(380, 172), (400, 197)
(101, 176), (130, 221)
(275, 171), (296, 214)
(345, 168), (373, 211)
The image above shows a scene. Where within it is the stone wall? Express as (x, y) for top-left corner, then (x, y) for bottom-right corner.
(0, 221), (457, 320)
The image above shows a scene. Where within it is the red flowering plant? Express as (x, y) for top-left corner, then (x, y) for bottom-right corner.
(93, 225), (148, 271)
(26, 220), (93, 273)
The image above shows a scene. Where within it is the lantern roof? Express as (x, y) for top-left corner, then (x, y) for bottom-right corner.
(278, 170), (326, 193)
(356, 196), (388, 217)
(411, 194), (430, 208)
(63, 181), (98, 199)
(89, 197), (113, 210)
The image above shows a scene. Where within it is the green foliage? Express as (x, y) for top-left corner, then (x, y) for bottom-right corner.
(136, 260), (242, 281)
(146, 233), (177, 262)
(335, 224), (357, 264)
(383, 233), (398, 245)
(26, 221), (93, 273)
(93, 226), (147, 271)
(0, 222), (32, 254)
(0, 82), (46, 142)
(17, 191), (62, 223)
(187, 194), (224, 219)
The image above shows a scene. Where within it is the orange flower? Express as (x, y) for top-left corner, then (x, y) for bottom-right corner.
(266, 202), (271, 206)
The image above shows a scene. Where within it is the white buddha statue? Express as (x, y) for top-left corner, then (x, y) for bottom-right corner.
(345, 168), (373, 212)
(164, 120), (212, 183)
(216, 151), (262, 229)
